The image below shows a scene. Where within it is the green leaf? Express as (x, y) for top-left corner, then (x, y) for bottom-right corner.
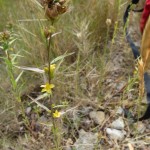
(9, 38), (17, 45)
(50, 52), (74, 64)
(11, 51), (24, 63)
(15, 71), (24, 83)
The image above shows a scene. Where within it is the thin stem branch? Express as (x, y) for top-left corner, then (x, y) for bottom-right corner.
(46, 20), (59, 149)
(47, 36), (51, 83)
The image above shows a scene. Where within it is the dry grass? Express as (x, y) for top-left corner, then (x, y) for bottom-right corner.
(1, 0), (149, 150)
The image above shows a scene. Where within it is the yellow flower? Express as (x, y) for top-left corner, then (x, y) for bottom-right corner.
(53, 110), (61, 118)
(41, 83), (55, 94)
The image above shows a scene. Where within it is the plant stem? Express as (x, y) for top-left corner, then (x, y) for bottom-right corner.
(46, 21), (59, 149)
(47, 36), (51, 84)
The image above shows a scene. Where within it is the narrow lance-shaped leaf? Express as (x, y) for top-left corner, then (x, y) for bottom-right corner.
(28, 95), (51, 112)
(51, 31), (62, 38)
(9, 38), (17, 46)
(15, 71), (24, 83)
(30, 93), (49, 104)
(50, 52), (74, 64)
(15, 66), (44, 74)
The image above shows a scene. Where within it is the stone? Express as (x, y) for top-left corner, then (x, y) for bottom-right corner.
(73, 129), (98, 150)
(89, 111), (105, 125)
(38, 115), (48, 124)
(25, 107), (32, 115)
(79, 106), (93, 115)
(111, 117), (125, 130)
(106, 128), (126, 141)
(116, 107), (124, 115)
(136, 122), (146, 134)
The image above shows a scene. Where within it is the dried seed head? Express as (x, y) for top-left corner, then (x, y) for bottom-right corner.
(0, 31), (10, 41)
(41, 0), (67, 20)
(46, 5), (59, 19)
(57, 5), (67, 14)
(47, 0), (53, 2)
(59, 0), (66, 5)
(106, 19), (112, 26)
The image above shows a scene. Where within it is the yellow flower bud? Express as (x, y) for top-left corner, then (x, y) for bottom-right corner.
(44, 64), (56, 79)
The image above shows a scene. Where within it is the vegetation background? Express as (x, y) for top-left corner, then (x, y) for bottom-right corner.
(0, 0), (150, 150)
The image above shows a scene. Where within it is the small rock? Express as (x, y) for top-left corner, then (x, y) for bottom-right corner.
(38, 115), (48, 124)
(64, 147), (72, 150)
(136, 122), (146, 134)
(116, 107), (124, 115)
(73, 129), (98, 150)
(142, 95), (147, 104)
(65, 138), (73, 150)
(79, 106), (93, 115)
(20, 126), (24, 131)
(127, 92), (133, 100)
(25, 107), (32, 115)
(89, 111), (105, 125)
(106, 128), (126, 141)
(111, 117), (125, 130)
(81, 118), (93, 129)
(116, 81), (126, 91)
(106, 79), (113, 83)
(104, 92), (112, 99)
(148, 124), (150, 130)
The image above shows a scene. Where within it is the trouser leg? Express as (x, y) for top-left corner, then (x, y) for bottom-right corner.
(139, 16), (150, 120)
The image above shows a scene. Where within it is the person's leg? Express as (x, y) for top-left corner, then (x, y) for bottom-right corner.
(140, 16), (150, 120)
